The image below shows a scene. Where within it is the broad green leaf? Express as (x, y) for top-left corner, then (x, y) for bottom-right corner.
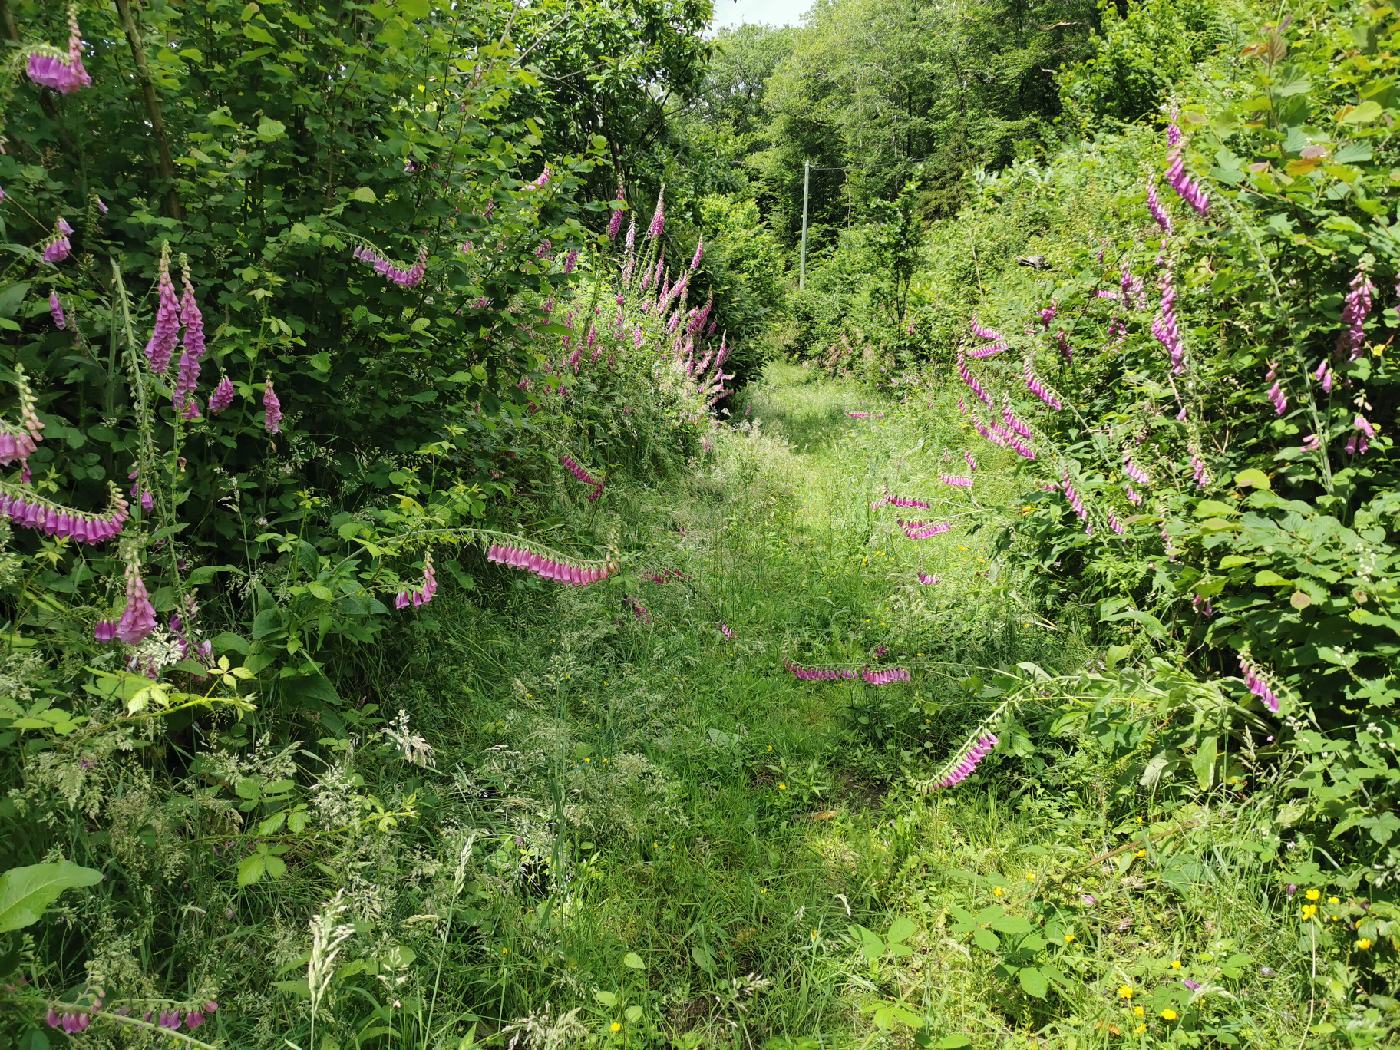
(1339, 100), (1382, 124)
(0, 862), (102, 932)
(622, 951), (644, 970)
(1017, 966), (1049, 999)
(349, 186), (377, 203)
(1234, 468), (1271, 490)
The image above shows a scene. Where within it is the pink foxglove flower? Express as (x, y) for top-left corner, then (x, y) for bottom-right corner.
(1191, 454), (1210, 488)
(1265, 362), (1286, 415)
(899, 519), (951, 540)
(1107, 512), (1125, 535)
(94, 619), (117, 642)
(353, 244), (427, 288)
(173, 264), (206, 418)
(967, 341), (1007, 359)
(964, 451), (977, 473)
(1146, 177), (1172, 233)
(42, 219), (72, 263)
(146, 244), (180, 373)
(607, 185), (626, 240)
(861, 666), (910, 686)
(1152, 270), (1185, 375)
(1165, 122), (1210, 216)
(263, 377), (282, 434)
(939, 474), (973, 488)
(1001, 402), (1032, 440)
(883, 491), (930, 509)
(1125, 484), (1143, 506)
(1057, 329), (1072, 363)
(970, 318), (1003, 342)
(647, 189), (665, 239)
(784, 660), (859, 682)
(208, 375), (235, 414)
(1338, 267), (1374, 359)
(1123, 455), (1150, 486)
(1024, 366), (1061, 409)
(956, 355), (992, 406)
(1346, 414), (1375, 456)
(1301, 433), (1321, 452)
(116, 560), (157, 645)
(1313, 358), (1333, 393)
(26, 8), (91, 94)
(690, 237), (703, 271)
(917, 572), (940, 585)
(933, 733), (998, 789)
(49, 289), (65, 329)
(485, 542), (615, 587)
(396, 553), (438, 609)
(1239, 653), (1280, 713)
(531, 164), (552, 188)
(1061, 473), (1087, 523)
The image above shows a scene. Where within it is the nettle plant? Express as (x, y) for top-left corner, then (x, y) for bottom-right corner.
(926, 0), (1398, 905)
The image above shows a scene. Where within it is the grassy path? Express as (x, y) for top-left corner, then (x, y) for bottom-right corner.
(388, 363), (1302, 1049)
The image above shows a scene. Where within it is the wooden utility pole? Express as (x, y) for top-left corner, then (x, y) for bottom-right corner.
(799, 158), (810, 290)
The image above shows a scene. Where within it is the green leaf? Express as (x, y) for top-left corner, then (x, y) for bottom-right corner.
(1339, 100), (1382, 125)
(0, 862), (103, 932)
(257, 117), (287, 141)
(622, 951), (644, 970)
(1234, 468), (1271, 490)
(1194, 499), (1236, 518)
(349, 186), (377, 203)
(400, 0), (431, 17)
(886, 916), (916, 944)
(989, 912), (1033, 936)
(1017, 966), (1049, 999)
(237, 854), (266, 887)
(936, 1038), (973, 1049)
(972, 927), (999, 952)
(1254, 570), (1293, 587)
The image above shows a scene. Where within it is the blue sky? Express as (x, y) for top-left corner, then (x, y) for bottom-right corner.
(710, 0), (810, 29)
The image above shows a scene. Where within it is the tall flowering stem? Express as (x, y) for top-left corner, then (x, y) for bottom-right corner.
(1238, 653), (1280, 713)
(263, 378), (282, 434)
(172, 258), (206, 418)
(1151, 269), (1185, 376)
(1165, 121), (1210, 216)
(146, 243), (180, 373)
(485, 541), (616, 587)
(1338, 267), (1374, 360)
(956, 355), (992, 406)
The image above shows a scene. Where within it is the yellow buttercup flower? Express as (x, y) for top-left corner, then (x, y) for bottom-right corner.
(1133, 1024), (1146, 1035)
(1301, 904), (1318, 920)
(1305, 888), (1321, 902)
(1025, 871), (1036, 882)
(1118, 985), (1134, 1000)
(1134, 849), (1147, 859)
(1162, 1009), (1178, 1021)
(610, 1021), (622, 1033)
(1356, 937), (1373, 950)
(777, 782), (787, 792)
(993, 886), (1005, 898)
(1064, 933), (1076, 944)
(1170, 960), (1181, 970)
(1328, 896), (1340, 905)
(1132, 1006), (1144, 1018)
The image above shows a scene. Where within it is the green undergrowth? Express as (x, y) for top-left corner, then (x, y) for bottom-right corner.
(209, 362), (1353, 1048)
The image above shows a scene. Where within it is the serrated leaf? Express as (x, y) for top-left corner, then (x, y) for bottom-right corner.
(0, 862), (102, 932)
(237, 854), (266, 887)
(350, 186), (377, 203)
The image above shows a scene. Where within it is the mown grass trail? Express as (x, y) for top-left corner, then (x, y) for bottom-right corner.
(378, 363), (1313, 1049)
